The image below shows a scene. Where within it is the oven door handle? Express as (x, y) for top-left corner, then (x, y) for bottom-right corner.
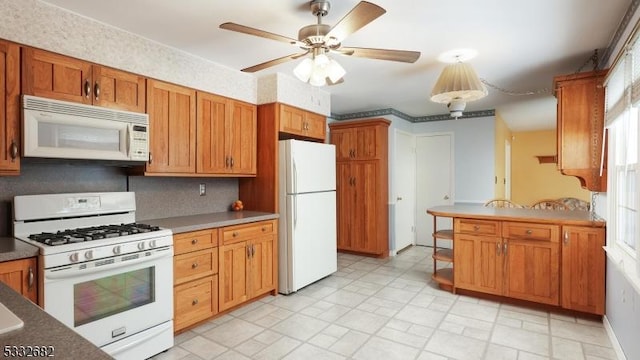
(45, 248), (173, 280)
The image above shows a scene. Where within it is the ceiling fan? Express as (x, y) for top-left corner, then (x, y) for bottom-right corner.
(220, 0), (421, 85)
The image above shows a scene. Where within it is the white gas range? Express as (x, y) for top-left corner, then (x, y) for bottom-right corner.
(13, 192), (174, 360)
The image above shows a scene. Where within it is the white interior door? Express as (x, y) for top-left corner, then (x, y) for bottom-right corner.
(394, 130), (416, 253)
(415, 133), (453, 247)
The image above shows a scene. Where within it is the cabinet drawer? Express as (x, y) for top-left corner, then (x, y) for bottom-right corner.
(221, 220), (275, 244)
(174, 248), (218, 285)
(455, 219), (500, 236)
(502, 222), (559, 242)
(174, 229), (217, 255)
(174, 275), (218, 331)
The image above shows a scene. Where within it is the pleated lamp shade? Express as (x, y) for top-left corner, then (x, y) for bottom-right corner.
(430, 62), (488, 103)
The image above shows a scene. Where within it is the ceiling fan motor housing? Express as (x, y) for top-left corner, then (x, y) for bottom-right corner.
(310, 0), (331, 17)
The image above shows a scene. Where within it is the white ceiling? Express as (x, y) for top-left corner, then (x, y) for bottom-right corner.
(39, 0), (631, 131)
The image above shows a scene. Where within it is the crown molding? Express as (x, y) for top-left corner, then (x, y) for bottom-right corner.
(330, 108), (495, 123)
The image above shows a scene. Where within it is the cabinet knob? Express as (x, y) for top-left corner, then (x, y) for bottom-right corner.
(233, 231), (239, 237)
(525, 229), (533, 235)
(28, 267), (34, 291)
(261, 227), (266, 232)
(473, 225), (480, 231)
(192, 298), (199, 306)
(191, 238), (198, 245)
(84, 79), (91, 98)
(192, 262), (198, 269)
(9, 140), (18, 161)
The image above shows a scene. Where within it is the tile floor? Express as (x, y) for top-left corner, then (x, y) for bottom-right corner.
(152, 246), (617, 360)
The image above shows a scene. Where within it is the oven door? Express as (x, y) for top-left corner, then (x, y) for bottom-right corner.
(42, 247), (173, 348)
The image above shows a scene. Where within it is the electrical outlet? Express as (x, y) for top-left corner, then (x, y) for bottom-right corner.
(199, 183), (206, 196)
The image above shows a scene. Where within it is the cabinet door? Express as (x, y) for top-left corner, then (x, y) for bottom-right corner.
(561, 226), (606, 314)
(503, 239), (560, 305)
(304, 112), (326, 140)
(146, 79), (196, 173)
(218, 241), (249, 311)
(0, 258), (38, 304)
(331, 129), (354, 161)
(0, 40), (20, 174)
(249, 235), (275, 298)
(22, 47), (92, 104)
(279, 104), (305, 135)
(229, 100), (257, 175)
(353, 126), (380, 160)
(336, 162), (354, 250)
(93, 66), (146, 113)
(197, 92), (229, 174)
(352, 161), (378, 254)
(454, 234), (503, 295)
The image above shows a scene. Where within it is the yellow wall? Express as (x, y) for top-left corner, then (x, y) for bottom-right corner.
(494, 112), (511, 198)
(511, 130), (590, 206)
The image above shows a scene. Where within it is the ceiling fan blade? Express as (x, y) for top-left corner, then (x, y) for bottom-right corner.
(337, 47), (421, 63)
(220, 22), (305, 47)
(241, 52), (309, 73)
(325, 1), (386, 43)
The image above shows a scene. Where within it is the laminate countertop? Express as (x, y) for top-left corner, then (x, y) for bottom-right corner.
(0, 282), (113, 359)
(427, 205), (606, 227)
(144, 211), (279, 234)
(0, 237), (39, 262)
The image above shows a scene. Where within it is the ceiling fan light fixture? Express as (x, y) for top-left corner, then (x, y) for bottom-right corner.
(430, 61), (487, 105)
(294, 58), (314, 82)
(327, 58), (346, 83)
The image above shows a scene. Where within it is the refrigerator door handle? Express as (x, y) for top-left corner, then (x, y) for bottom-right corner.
(292, 158), (298, 194)
(293, 195), (297, 228)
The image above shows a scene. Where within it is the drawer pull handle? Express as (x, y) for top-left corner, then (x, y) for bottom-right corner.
(192, 262), (198, 269)
(192, 299), (199, 306)
(473, 225), (480, 231)
(191, 238), (198, 245)
(28, 267), (34, 291)
(233, 231), (239, 237)
(496, 242), (502, 256)
(503, 243), (508, 256)
(525, 229), (533, 235)
(564, 231), (569, 245)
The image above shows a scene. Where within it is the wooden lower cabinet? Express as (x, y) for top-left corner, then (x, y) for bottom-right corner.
(219, 220), (277, 312)
(0, 257), (38, 304)
(561, 226), (606, 315)
(173, 229), (218, 332)
(454, 220), (561, 307)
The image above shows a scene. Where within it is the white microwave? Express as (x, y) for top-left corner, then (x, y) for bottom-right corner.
(22, 95), (149, 162)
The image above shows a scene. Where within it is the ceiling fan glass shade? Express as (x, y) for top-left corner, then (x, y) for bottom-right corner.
(430, 62), (488, 103)
(293, 52), (346, 86)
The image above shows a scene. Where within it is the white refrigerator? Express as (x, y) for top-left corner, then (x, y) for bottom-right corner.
(278, 139), (337, 294)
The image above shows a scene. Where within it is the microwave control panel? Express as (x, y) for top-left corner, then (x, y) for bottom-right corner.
(129, 124), (149, 161)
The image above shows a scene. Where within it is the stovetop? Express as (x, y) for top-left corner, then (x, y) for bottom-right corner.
(28, 223), (161, 246)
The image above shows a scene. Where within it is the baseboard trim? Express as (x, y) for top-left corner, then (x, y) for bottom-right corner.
(604, 315), (627, 360)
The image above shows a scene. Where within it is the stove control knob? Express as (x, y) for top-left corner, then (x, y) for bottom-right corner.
(113, 245), (122, 255)
(149, 240), (157, 249)
(69, 252), (79, 263)
(84, 250), (93, 260)
(137, 242), (145, 251)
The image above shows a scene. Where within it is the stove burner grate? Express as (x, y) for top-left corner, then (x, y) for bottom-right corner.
(27, 223), (161, 246)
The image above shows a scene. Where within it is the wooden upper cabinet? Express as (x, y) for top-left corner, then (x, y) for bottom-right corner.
(279, 104), (326, 141)
(146, 79), (196, 174)
(92, 65), (146, 112)
(554, 70), (607, 191)
(331, 122), (382, 161)
(197, 91), (256, 176)
(0, 40), (20, 175)
(22, 47), (146, 112)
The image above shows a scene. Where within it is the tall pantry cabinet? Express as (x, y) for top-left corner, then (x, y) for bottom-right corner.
(329, 118), (390, 258)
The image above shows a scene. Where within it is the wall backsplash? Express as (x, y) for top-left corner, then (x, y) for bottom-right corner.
(129, 176), (238, 221)
(0, 160), (238, 236)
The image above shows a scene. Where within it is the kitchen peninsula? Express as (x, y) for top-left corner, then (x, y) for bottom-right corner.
(427, 205), (606, 315)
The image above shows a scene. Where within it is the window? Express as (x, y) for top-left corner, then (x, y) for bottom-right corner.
(605, 34), (640, 290)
